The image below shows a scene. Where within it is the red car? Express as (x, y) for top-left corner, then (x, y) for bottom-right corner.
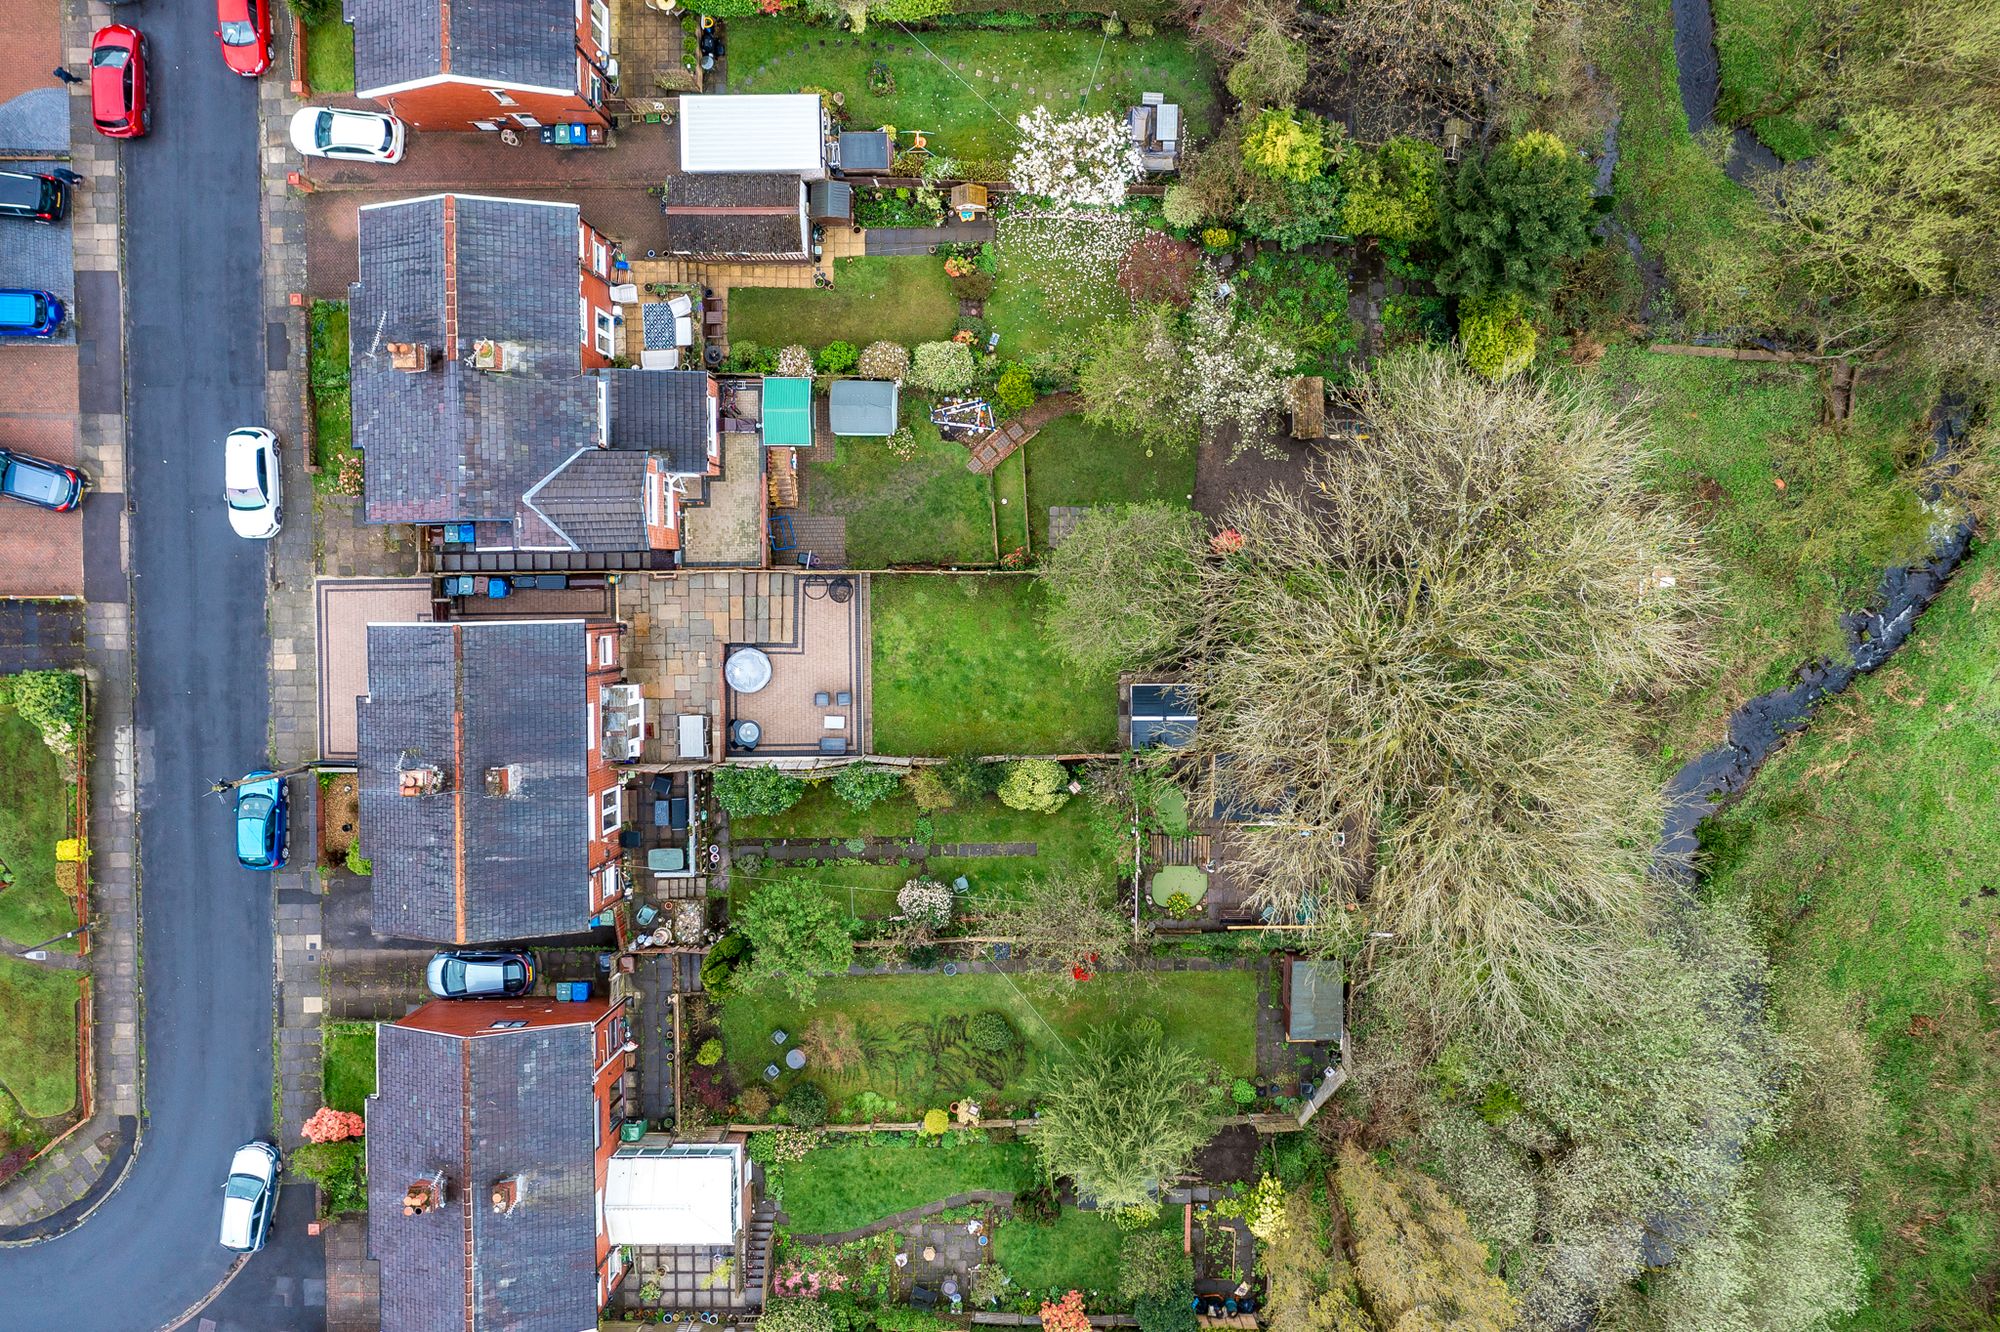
(216, 0), (272, 77)
(89, 25), (149, 139)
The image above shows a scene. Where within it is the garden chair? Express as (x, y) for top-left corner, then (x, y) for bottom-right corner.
(764, 1064), (781, 1081)
(770, 1029), (788, 1045)
(814, 691), (830, 707)
(836, 691), (852, 707)
(910, 1287), (940, 1311)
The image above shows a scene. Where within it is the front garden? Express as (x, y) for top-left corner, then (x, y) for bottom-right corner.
(870, 575), (1118, 755)
(308, 300), (361, 496)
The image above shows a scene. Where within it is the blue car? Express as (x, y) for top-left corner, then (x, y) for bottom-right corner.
(234, 771), (289, 870)
(0, 289), (65, 338)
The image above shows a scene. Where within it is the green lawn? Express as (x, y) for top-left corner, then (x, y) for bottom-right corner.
(1022, 415), (1195, 548)
(302, 21), (356, 93)
(1711, 0), (1833, 160)
(993, 1206), (1172, 1304)
(309, 301), (359, 495)
(986, 219), (1133, 358)
(1699, 538), (2000, 1330)
(765, 1133), (1038, 1233)
(993, 450), (1030, 559)
(870, 575), (1118, 755)
(726, 20), (1218, 165)
(1593, 347), (1931, 762)
(728, 256), (956, 353)
(802, 405), (994, 567)
(0, 958), (79, 1119)
(720, 969), (1257, 1122)
(322, 1021), (377, 1115)
(0, 697), (77, 951)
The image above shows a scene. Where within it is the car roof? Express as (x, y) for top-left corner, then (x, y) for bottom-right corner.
(219, 1194), (256, 1249)
(0, 173), (47, 207)
(1, 455), (68, 504)
(223, 433), (263, 488)
(0, 292), (43, 323)
(324, 110), (386, 148)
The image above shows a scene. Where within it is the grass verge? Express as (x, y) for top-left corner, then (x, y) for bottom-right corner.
(729, 257), (957, 352)
(0, 958), (79, 1119)
(1699, 537), (2000, 1329)
(765, 1132), (1037, 1233)
(719, 969), (1258, 1121)
(0, 697), (77, 951)
(869, 574), (1118, 754)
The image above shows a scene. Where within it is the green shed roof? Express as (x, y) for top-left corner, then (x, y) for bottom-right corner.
(761, 377), (813, 447)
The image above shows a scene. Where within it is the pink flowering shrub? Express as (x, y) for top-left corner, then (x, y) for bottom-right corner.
(302, 1107), (365, 1143)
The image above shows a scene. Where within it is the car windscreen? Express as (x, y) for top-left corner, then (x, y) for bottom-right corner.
(220, 19), (257, 44)
(380, 123), (396, 151)
(314, 114), (335, 150)
(91, 45), (129, 68)
(224, 1173), (265, 1201)
(235, 796), (273, 858)
(442, 958), (467, 992)
(225, 484), (264, 510)
(1, 461), (66, 505)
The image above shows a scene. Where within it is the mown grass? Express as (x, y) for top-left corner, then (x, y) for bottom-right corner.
(719, 969), (1257, 1122)
(302, 21), (356, 94)
(1711, 0), (1832, 160)
(803, 403), (994, 567)
(1022, 415), (1195, 548)
(992, 450), (1030, 559)
(993, 1206), (1177, 1305)
(0, 699), (76, 951)
(1699, 538), (2000, 1330)
(765, 1133), (1039, 1233)
(729, 256), (957, 353)
(0, 958), (79, 1119)
(870, 574), (1118, 754)
(322, 1021), (376, 1115)
(726, 20), (1217, 164)
(1593, 347), (1932, 763)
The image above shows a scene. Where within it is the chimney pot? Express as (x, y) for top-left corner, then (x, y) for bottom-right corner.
(490, 1176), (521, 1215)
(403, 1175), (443, 1216)
(484, 763), (523, 797)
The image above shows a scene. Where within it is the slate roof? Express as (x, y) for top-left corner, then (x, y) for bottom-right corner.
(827, 378), (898, 435)
(527, 449), (651, 553)
(661, 174), (806, 258)
(346, 0), (579, 98)
(837, 130), (893, 172)
(358, 620), (592, 943)
(351, 195), (596, 548)
(604, 369), (713, 473)
(368, 1019), (602, 1332)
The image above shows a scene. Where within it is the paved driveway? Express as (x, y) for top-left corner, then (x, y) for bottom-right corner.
(0, 0), (320, 1326)
(0, 345), (83, 596)
(0, 161), (76, 347)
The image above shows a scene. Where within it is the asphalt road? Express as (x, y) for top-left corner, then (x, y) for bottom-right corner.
(0, 5), (324, 1329)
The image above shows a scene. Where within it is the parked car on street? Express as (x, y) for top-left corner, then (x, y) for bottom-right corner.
(425, 950), (538, 999)
(0, 289), (66, 338)
(233, 771), (289, 870)
(0, 169), (68, 224)
(288, 107), (406, 164)
(215, 0), (273, 76)
(89, 24), (150, 139)
(218, 1141), (280, 1253)
(223, 427), (281, 539)
(0, 449), (84, 512)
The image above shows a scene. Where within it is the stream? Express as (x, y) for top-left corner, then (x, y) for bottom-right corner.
(1669, 0), (1782, 183)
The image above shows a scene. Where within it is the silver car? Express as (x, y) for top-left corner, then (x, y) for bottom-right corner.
(219, 1140), (281, 1252)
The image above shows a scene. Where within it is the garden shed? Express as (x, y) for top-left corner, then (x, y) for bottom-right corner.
(679, 94), (828, 179)
(809, 180), (853, 225)
(1283, 957), (1345, 1044)
(603, 1140), (746, 1247)
(827, 379), (899, 436)
(760, 377), (814, 447)
(835, 129), (893, 174)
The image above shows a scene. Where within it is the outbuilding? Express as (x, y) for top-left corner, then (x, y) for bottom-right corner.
(827, 378), (900, 436)
(603, 1140), (747, 1248)
(679, 94), (828, 178)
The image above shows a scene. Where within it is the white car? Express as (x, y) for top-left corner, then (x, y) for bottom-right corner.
(288, 106), (406, 163)
(219, 1141), (280, 1253)
(223, 427), (281, 539)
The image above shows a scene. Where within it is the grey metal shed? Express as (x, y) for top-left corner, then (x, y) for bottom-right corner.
(828, 378), (900, 436)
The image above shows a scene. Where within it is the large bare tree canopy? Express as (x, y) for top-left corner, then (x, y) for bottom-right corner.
(1042, 349), (1715, 1040)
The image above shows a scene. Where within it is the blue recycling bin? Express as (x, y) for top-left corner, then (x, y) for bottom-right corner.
(486, 578), (510, 599)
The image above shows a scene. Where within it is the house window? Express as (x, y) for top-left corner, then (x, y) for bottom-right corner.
(595, 1186), (606, 1239)
(512, 112), (543, 128)
(587, 700), (598, 751)
(490, 1020), (528, 1030)
(645, 475), (662, 530)
(580, 296), (591, 348)
(472, 119), (501, 132)
(593, 239), (609, 276)
(597, 864), (620, 903)
(590, 0), (612, 53)
(597, 633), (617, 667)
(594, 308), (615, 357)
(598, 785), (622, 838)
(487, 88), (519, 106)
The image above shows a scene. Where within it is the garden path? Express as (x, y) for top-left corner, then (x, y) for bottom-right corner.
(866, 223), (997, 256)
(965, 394), (1078, 474)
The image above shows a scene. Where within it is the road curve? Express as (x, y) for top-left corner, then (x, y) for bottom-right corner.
(0, 2), (314, 1327)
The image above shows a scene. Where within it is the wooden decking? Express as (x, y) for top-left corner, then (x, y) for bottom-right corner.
(1149, 833), (1214, 867)
(963, 392), (1078, 474)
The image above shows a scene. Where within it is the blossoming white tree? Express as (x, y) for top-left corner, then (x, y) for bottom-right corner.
(1009, 107), (1144, 208)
